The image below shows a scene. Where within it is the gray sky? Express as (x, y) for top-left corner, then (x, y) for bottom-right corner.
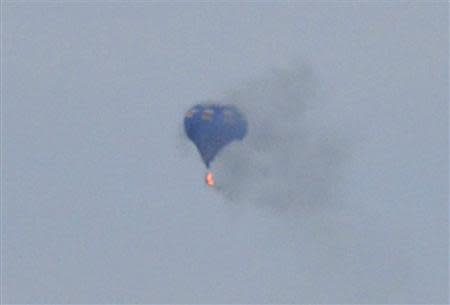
(3, 2), (448, 303)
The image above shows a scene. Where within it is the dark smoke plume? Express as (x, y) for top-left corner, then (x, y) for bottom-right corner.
(214, 66), (348, 210)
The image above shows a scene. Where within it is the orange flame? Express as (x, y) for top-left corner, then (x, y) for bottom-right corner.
(205, 171), (215, 187)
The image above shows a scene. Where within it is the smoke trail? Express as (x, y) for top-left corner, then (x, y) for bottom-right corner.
(214, 65), (347, 210)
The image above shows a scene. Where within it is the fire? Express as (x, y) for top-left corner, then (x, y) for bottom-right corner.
(205, 171), (215, 187)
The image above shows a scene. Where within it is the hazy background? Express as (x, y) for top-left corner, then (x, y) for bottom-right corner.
(3, 2), (448, 303)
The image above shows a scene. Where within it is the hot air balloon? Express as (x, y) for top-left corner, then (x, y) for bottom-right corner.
(184, 103), (248, 186)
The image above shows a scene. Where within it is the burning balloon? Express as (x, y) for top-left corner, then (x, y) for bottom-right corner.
(184, 103), (248, 186)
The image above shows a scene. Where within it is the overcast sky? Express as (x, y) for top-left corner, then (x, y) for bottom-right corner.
(3, 2), (448, 303)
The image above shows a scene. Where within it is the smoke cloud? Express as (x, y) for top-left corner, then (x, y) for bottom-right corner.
(214, 66), (348, 210)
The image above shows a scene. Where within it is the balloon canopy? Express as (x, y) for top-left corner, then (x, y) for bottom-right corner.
(184, 104), (247, 168)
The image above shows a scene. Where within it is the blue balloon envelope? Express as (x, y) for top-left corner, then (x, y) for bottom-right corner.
(184, 104), (247, 168)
